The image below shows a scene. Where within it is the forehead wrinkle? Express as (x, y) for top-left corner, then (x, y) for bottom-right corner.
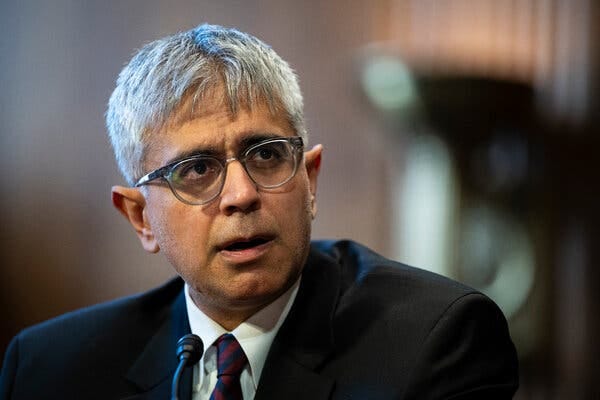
(166, 80), (291, 136)
(141, 90), (293, 173)
(159, 131), (284, 167)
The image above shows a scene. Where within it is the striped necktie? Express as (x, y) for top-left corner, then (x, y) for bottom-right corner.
(209, 333), (247, 400)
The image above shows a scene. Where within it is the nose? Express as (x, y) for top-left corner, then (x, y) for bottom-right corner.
(218, 160), (260, 214)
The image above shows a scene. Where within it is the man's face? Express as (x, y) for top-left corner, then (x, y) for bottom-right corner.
(133, 97), (321, 325)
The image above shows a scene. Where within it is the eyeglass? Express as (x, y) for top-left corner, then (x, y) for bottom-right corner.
(134, 136), (304, 205)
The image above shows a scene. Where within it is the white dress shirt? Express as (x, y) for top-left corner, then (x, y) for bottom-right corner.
(184, 278), (300, 400)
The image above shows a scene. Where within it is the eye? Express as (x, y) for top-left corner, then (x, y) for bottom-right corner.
(192, 160), (208, 175)
(182, 160), (210, 176)
(248, 142), (289, 164)
(257, 147), (276, 160)
(171, 158), (220, 184)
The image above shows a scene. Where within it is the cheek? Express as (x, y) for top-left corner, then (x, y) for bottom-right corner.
(274, 183), (314, 242)
(147, 201), (211, 267)
(284, 192), (314, 276)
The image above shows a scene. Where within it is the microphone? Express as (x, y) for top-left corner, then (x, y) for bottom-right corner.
(171, 334), (204, 400)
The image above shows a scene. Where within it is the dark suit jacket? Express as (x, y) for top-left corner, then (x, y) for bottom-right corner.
(0, 240), (518, 399)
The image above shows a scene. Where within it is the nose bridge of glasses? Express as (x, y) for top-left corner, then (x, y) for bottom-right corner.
(222, 156), (257, 188)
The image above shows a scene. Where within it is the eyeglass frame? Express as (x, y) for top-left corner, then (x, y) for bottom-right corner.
(134, 136), (304, 205)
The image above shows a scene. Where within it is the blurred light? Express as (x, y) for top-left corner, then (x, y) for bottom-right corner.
(361, 55), (417, 112)
(392, 133), (456, 276)
(459, 204), (535, 318)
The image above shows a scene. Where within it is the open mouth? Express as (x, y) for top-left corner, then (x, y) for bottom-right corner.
(222, 237), (271, 252)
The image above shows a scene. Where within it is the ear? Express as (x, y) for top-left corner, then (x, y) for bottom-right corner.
(111, 185), (160, 253)
(304, 144), (323, 219)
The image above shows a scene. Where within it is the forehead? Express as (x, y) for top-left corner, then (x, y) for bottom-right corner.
(144, 94), (294, 168)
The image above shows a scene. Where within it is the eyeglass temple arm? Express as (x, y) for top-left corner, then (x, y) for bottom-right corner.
(135, 168), (167, 187)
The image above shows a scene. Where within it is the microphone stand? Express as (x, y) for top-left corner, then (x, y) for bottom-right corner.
(172, 334), (204, 400)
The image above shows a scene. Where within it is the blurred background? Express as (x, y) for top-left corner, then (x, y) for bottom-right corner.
(1, 0), (598, 398)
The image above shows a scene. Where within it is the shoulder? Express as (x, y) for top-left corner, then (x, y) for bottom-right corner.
(310, 239), (476, 302)
(6, 277), (183, 365)
(308, 239), (493, 344)
(1, 278), (185, 399)
(307, 240), (518, 398)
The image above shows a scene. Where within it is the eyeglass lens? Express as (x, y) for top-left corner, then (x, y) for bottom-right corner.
(167, 139), (298, 204)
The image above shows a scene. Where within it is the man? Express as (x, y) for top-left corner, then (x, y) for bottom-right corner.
(0, 24), (518, 399)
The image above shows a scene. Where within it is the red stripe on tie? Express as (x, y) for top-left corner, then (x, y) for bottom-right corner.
(210, 334), (247, 400)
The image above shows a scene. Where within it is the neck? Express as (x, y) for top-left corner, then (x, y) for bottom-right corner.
(188, 292), (270, 331)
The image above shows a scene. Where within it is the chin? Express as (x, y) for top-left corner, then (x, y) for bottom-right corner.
(227, 276), (290, 305)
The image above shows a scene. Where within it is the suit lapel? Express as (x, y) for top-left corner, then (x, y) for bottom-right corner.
(119, 246), (343, 400)
(255, 247), (342, 400)
(123, 280), (193, 400)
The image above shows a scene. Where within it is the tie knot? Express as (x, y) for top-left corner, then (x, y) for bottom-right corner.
(215, 333), (247, 377)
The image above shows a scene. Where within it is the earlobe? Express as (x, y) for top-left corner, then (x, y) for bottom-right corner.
(111, 186), (160, 253)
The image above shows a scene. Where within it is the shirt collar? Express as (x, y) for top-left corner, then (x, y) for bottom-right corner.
(184, 277), (300, 388)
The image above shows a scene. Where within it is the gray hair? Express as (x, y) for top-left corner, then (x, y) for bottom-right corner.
(106, 24), (306, 186)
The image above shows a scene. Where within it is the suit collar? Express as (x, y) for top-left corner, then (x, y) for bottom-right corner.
(124, 278), (192, 400)
(255, 245), (342, 399)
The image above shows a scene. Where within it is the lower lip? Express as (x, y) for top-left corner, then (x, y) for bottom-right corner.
(219, 240), (273, 264)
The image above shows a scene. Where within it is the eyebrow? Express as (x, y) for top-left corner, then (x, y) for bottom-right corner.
(163, 146), (220, 166)
(239, 133), (284, 150)
(164, 132), (286, 166)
